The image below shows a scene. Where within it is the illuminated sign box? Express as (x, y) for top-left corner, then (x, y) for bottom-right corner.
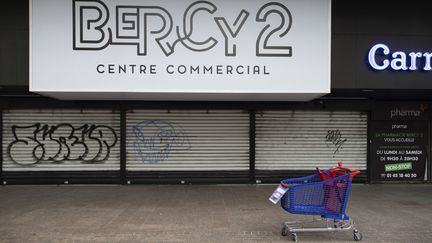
(30, 0), (331, 101)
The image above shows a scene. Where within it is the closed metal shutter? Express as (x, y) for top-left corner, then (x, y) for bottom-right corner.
(2, 109), (120, 172)
(255, 110), (368, 171)
(126, 110), (249, 171)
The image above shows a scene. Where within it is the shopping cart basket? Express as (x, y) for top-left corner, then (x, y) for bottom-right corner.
(272, 162), (362, 242)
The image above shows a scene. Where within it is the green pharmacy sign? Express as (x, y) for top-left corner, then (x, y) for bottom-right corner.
(384, 162), (413, 172)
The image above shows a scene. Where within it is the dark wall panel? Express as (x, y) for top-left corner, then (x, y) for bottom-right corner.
(331, 35), (357, 89)
(332, 0), (432, 90)
(333, 0), (432, 36)
(0, 0), (28, 87)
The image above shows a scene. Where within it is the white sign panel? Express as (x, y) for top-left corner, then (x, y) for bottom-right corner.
(30, 0), (331, 101)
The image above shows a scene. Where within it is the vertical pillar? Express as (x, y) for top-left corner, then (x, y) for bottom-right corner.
(120, 110), (127, 184)
(249, 110), (256, 183)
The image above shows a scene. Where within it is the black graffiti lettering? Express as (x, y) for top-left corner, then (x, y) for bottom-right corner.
(325, 129), (347, 154)
(87, 124), (118, 162)
(214, 10), (249, 56)
(256, 2), (292, 57)
(7, 123), (118, 165)
(73, 0), (111, 50)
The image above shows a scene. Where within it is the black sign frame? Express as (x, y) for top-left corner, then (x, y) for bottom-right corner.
(370, 121), (428, 182)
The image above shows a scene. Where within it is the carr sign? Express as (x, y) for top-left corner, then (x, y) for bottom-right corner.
(30, 0), (331, 101)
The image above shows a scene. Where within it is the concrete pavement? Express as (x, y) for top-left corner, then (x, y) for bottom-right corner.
(0, 184), (432, 243)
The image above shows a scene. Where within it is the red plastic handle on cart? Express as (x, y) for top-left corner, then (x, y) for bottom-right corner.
(316, 162), (360, 181)
(316, 167), (335, 181)
(332, 162), (360, 180)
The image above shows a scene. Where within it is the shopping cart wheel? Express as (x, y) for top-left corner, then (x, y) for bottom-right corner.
(281, 226), (289, 236)
(291, 233), (298, 242)
(353, 229), (362, 241)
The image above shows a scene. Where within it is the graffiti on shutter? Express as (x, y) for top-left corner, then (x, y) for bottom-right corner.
(131, 120), (191, 164)
(7, 123), (117, 166)
(325, 129), (348, 154)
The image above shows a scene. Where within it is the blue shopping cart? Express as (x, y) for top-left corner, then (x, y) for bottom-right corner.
(272, 162), (362, 242)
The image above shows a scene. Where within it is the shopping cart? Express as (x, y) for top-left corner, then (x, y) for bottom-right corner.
(273, 162), (362, 242)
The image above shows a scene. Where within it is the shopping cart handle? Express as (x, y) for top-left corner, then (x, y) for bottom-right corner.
(334, 161), (361, 180)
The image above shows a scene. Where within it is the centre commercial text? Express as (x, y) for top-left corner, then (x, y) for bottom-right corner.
(95, 64), (270, 75)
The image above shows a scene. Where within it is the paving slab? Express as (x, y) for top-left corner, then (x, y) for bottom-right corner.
(0, 184), (431, 243)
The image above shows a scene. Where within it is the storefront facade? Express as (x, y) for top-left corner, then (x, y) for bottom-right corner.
(0, 0), (431, 185)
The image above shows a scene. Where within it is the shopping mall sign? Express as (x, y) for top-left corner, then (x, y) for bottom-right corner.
(30, 0), (331, 101)
(368, 43), (432, 71)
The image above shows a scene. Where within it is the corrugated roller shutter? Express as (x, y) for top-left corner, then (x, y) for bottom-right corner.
(2, 109), (120, 171)
(126, 110), (249, 171)
(256, 110), (367, 171)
